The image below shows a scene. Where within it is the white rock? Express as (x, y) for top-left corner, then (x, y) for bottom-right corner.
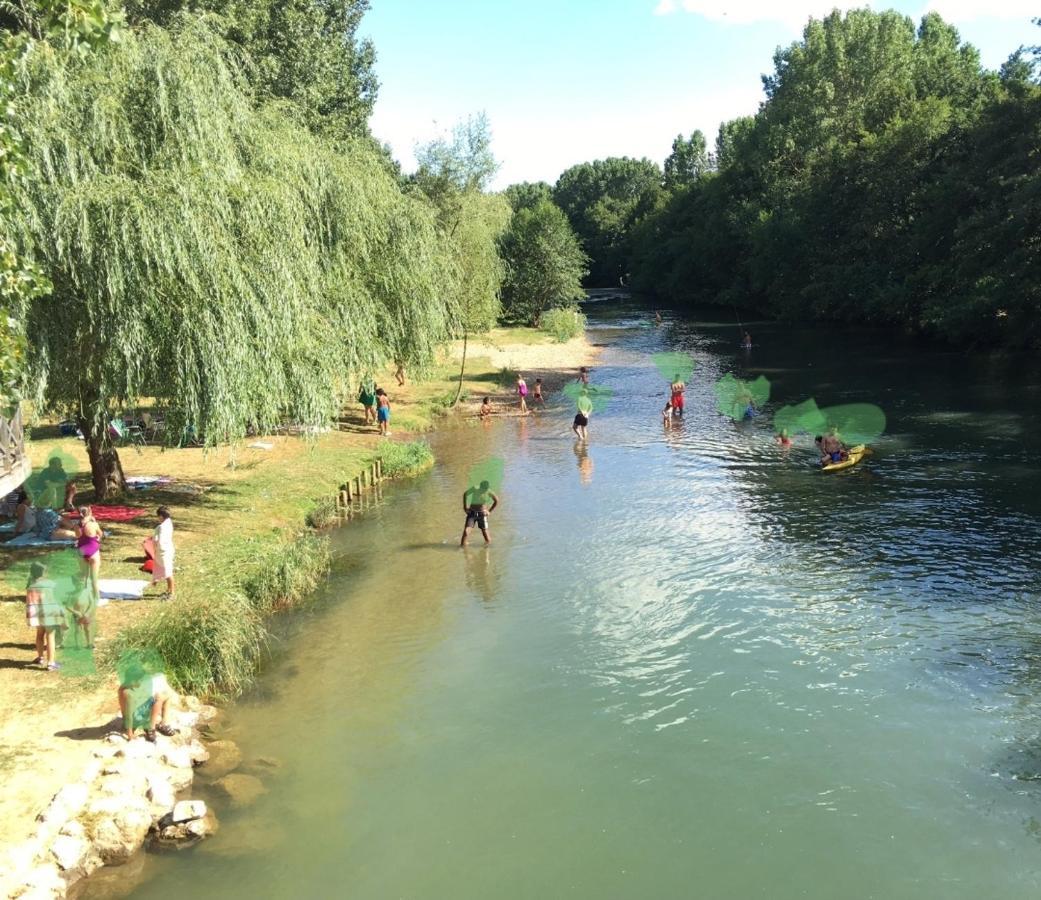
(115, 740), (158, 761)
(187, 740), (209, 766)
(160, 746), (194, 770)
(50, 835), (88, 873)
(36, 783), (89, 827)
(146, 776), (176, 815)
(166, 765), (193, 792)
(92, 746), (119, 760)
(58, 821), (84, 839)
(171, 800), (206, 823)
(12, 863), (63, 899)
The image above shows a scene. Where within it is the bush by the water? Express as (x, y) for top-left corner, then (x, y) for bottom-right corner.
(376, 439), (434, 478)
(540, 307), (586, 343)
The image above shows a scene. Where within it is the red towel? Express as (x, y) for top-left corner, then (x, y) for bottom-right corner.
(70, 506), (149, 523)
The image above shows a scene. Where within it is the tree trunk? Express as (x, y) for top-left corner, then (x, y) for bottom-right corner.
(453, 331), (468, 406)
(79, 417), (127, 500)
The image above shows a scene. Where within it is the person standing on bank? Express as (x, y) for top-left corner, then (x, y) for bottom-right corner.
(152, 506), (175, 601)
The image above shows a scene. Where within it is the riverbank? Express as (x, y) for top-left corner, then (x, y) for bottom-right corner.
(0, 328), (598, 897)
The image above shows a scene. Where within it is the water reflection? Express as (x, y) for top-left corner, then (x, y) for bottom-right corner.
(573, 441), (593, 485)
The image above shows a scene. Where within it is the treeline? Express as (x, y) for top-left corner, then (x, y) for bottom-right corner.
(0, 1), (587, 496)
(540, 10), (1041, 351)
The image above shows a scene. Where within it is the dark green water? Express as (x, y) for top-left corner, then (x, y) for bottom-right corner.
(111, 304), (1041, 899)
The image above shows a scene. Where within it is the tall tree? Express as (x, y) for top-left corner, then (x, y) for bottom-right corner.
(553, 157), (663, 286)
(9, 14), (453, 496)
(413, 114), (508, 403)
(499, 199), (587, 327)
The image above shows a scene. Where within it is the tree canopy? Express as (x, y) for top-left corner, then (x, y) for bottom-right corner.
(499, 199), (587, 327)
(8, 13), (453, 494)
(553, 157), (663, 287)
(620, 8), (1041, 350)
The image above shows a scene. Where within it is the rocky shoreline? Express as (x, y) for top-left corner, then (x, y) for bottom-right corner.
(0, 697), (259, 899)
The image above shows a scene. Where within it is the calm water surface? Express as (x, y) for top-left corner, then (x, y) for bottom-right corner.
(112, 305), (1041, 899)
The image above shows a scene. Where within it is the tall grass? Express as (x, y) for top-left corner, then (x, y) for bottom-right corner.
(376, 439), (434, 478)
(241, 533), (331, 615)
(108, 592), (266, 699)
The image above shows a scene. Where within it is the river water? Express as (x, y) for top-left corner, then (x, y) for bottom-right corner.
(113, 304), (1041, 899)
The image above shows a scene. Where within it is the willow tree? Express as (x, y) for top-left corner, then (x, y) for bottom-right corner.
(9, 14), (453, 496)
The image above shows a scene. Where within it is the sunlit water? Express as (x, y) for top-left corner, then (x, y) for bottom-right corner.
(109, 304), (1041, 899)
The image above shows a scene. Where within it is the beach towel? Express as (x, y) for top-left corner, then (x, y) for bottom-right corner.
(98, 579), (150, 601)
(71, 506), (148, 523)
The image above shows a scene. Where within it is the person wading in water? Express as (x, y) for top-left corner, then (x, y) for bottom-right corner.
(460, 480), (499, 547)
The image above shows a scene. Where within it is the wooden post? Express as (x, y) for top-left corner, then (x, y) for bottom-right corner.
(354, 476), (362, 498)
(376, 459), (383, 481)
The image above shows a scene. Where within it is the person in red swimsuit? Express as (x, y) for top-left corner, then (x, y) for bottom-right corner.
(670, 374), (685, 418)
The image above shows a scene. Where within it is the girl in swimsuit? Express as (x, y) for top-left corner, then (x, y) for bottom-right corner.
(76, 506), (103, 606)
(517, 376), (529, 413)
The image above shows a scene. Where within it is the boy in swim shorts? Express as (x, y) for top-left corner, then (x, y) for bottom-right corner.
(460, 480), (499, 547)
(376, 389), (391, 436)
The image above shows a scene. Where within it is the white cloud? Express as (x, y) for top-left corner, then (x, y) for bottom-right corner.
(922, 0), (1038, 21)
(655, 0), (878, 31)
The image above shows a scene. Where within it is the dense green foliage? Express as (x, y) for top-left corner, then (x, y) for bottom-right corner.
(123, 0), (377, 140)
(0, 0), (123, 411)
(7, 11), (456, 494)
(622, 9), (1041, 349)
(499, 199), (587, 326)
(553, 156), (663, 286)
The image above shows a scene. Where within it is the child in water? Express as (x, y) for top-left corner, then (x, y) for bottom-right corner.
(776, 429), (792, 448)
(533, 378), (544, 405)
(517, 375), (529, 413)
(479, 397), (492, 419)
(663, 400), (674, 429)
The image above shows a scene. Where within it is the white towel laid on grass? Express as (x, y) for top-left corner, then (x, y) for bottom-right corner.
(98, 579), (151, 601)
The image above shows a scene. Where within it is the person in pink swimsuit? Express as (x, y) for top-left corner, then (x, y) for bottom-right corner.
(76, 506), (103, 606)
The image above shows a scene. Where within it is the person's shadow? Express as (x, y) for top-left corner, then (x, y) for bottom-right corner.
(54, 717), (122, 741)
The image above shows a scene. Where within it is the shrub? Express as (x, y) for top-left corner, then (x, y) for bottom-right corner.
(540, 307), (586, 342)
(376, 439), (434, 478)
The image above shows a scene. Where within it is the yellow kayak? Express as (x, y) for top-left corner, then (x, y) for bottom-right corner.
(821, 444), (867, 472)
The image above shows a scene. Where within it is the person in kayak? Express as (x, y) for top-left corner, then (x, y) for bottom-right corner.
(460, 480), (499, 547)
(669, 374), (685, 418)
(817, 432), (848, 465)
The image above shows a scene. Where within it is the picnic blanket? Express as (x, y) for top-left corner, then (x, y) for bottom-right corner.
(71, 506), (148, 523)
(98, 579), (150, 601)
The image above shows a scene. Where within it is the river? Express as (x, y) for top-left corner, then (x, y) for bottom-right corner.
(106, 303), (1041, 899)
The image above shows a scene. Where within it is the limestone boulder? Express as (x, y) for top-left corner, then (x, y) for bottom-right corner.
(152, 810), (218, 851)
(170, 800), (207, 824)
(36, 782), (90, 829)
(197, 739), (241, 779)
(84, 795), (152, 866)
(240, 755), (283, 777)
(210, 773), (267, 810)
(10, 863), (63, 900)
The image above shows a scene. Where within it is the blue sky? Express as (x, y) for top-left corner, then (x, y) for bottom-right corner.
(362, 1), (1038, 188)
